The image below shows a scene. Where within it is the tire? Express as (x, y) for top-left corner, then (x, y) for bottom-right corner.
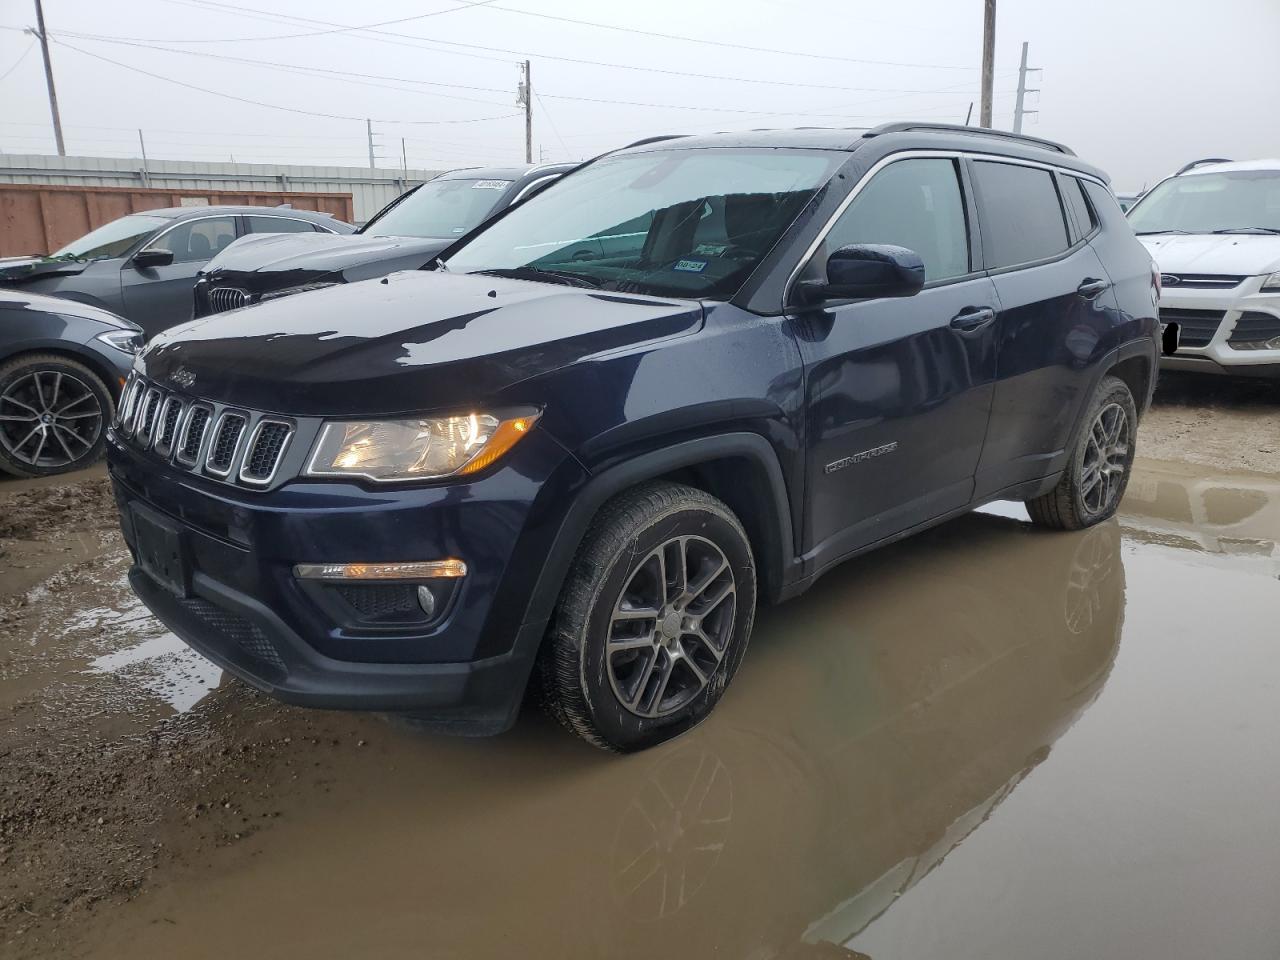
(538, 481), (757, 753)
(1027, 375), (1137, 531)
(0, 353), (114, 478)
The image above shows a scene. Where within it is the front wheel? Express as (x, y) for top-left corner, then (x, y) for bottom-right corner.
(539, 482), (757, 752)
(0, 354), (114, 478)
(1027, 375), (1137, 530)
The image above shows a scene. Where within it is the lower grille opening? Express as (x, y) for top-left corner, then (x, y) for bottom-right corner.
(1160, 308), (1224, 348)
(179, 597), (286, 676)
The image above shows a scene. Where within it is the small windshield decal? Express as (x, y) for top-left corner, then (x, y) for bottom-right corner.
(472, 180), (513, 190)
(673, 259), (708, 273)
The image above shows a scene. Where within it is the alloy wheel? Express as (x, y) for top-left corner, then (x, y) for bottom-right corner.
(1080, 401), (1130, 516)
(0, 370), (104, 469)
(606, 535), (737, 719)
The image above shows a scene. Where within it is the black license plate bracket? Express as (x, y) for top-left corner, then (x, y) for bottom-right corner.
(130, 502), (191, 598)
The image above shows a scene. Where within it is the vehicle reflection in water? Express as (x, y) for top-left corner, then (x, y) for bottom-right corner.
(87, 509), (1127, 960)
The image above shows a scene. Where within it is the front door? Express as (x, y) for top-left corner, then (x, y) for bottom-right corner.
(791, 157), (999, 564)
(122, 215), (240, 335)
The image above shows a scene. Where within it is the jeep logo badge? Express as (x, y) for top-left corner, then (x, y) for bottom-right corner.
(170, 366), (196, 389)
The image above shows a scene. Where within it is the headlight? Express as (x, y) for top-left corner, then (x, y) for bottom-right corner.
(304, 412), (540, 482)
(1261, 271), (1280, 292)
(95, 329), (143, 354)
(259, 280), (341, 302)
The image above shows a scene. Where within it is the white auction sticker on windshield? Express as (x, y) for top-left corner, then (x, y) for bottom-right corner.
(472, 180), (512, 190)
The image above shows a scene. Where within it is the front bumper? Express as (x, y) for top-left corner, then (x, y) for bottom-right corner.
(1158, 278), (1280, 375)
(107, 425), (586, 733)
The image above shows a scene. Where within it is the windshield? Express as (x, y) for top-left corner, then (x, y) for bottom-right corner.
(443, 148), (844, 299)
(51, 214), (171, 261)
(364, 178), (512, 239)
(1128, 170), (1280, 234)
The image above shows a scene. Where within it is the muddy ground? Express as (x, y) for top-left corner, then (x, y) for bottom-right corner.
(0, 371), (1276, 959)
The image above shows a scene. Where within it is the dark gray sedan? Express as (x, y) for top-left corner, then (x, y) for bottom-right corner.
(0, 206), (352, 336)
(0, 289), (143, 477)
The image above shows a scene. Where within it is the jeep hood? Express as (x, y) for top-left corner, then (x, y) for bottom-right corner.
(204, 232), (452, 275)
(140, 270), (703, 416)
(1139, 233), (1280, 277)
(0, 255), (91, 284)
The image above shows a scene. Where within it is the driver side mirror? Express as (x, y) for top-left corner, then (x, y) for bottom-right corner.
(132, 248), (174, 270)
(796, 244), (925, 305)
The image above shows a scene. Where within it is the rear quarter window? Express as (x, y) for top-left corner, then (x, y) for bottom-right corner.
(972, 160), (1071, 269)
(1060, 176), (1098, 242)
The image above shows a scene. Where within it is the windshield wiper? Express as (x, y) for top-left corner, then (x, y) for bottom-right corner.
(1134, 229), (1191, 236)
(473, 266), (601, 289)
(1211, 226), (1280, 235)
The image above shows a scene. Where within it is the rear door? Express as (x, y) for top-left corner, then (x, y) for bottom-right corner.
(791, 156), (1000, 561)
(969, 159), (1117, 499)
(121, 215), (242, 335)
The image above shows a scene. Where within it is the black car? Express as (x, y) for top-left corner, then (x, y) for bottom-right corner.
(108, 123), (1158, 752)
(1, 289), (141, 477)
(192, 163), (576, 317)
(0, 206), (351, 337)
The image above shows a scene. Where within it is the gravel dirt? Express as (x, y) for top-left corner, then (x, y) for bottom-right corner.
(0, 369), (1276, 959)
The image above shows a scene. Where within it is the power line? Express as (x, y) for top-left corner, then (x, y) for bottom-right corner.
(119, 0), (987, 96)
(95, 0), (502, 44)
(54, 31), (514, 106)
(0, 38), (36, 83)
(473, 4), (978, 71)
(49, 38), (521, 125)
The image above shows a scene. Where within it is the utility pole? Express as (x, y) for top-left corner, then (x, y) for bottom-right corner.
(138, 129), (150, 188)
(31, 0), (65, 156)
(400, 137), (408, 179)
(1012, 41), (1041, 133)
(516, 60), (532, 164)
(366, 119), (376, 169)
(979, 0), (996, 128)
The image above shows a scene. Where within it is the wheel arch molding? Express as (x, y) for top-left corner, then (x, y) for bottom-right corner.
(520, 432), (800, 641)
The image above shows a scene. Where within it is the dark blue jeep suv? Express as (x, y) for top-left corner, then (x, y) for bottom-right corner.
(107, 123), (1158, 752)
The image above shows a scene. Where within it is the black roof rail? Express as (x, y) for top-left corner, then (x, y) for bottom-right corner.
(1174, 157), (1232, 176)
(862, 122), (1075, 156)
(621, 134), (690, 149)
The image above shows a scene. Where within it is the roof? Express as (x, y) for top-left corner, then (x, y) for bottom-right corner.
(137, 205), (343, 220)
(1183, 158), (1280, 176)
(608, 123), (1108, 181)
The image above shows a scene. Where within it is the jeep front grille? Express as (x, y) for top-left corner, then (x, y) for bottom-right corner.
(115, 376), (300, 490)
(209, 287), (250, 313)
(239, 420), (293, 484)
(206, 412), (248, 475)
(154, 397), (184, 456)
(177, 405), (212, 465)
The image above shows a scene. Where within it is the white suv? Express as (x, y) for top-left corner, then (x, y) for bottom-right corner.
(1129, 158), (1280, 379)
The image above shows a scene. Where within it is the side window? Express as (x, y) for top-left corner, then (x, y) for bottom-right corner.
(146, 216), (238, 263)
(809, 158), (970, 284)
(972, 161), (1070, 268)
(1060, 176), (1097, 242)
(246, 216), (318, 235)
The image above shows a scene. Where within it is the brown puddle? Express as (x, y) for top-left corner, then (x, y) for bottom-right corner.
(3, 459), (1280, 960)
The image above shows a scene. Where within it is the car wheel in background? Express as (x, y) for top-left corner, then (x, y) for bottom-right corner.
(0, 353), (113, 478)
(539, 481), (757, 752)
(1027, 375), (1138, 530)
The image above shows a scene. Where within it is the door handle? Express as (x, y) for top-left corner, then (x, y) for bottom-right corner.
(949, 306), (996, 332)
(1077, 278), (1111, 299)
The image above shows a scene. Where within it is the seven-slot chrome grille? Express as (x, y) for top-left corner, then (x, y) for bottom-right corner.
(209, 287), (251, 314)
(114, 373), (296, 489)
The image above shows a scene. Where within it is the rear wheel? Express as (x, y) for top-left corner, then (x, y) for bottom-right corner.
(1027, 375), (1137, 530)
(0, 354), (113, 478)
(539, 481), (757, 752)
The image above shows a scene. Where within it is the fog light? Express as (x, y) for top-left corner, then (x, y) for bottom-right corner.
(293, 560), (467, 580)
(416, 585), (436, 618)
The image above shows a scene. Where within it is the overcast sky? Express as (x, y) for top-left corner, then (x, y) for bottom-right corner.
(1, 0), (1276, 190)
